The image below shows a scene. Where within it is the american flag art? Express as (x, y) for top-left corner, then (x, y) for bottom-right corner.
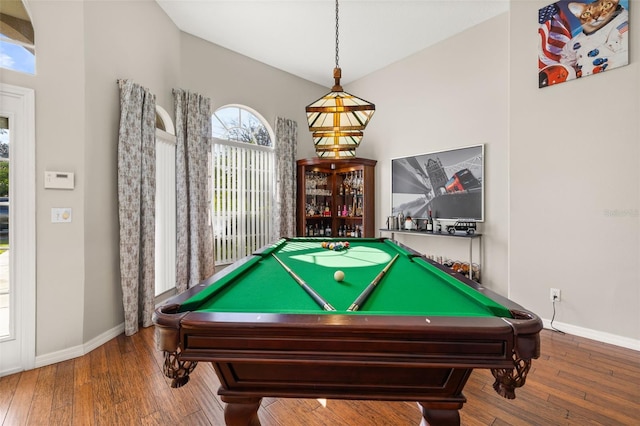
(538, 3), (572, 69)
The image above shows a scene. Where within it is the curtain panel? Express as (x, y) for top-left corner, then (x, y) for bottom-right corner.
(174, 89), (215, 292)
(275, 117), (297, 239)
(117, 79), (156, 336)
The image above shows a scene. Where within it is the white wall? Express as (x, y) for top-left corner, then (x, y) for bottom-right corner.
(178, 32), (324, 150)
(349, 3), (639, 348)
(348, 13), (511, 297)
(3, 0), (89, 356)
(509, 1), (639, 346)
(82, 0), (183, 344)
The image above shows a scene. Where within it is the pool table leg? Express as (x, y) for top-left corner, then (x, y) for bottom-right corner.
(220, 395), (262, 426)
(418, 401), (463, 426)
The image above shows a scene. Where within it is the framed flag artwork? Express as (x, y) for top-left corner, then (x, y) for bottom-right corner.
(538, 0), (629, 88)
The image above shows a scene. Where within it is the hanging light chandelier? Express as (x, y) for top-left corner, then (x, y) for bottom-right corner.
(305, 0), (375, 159)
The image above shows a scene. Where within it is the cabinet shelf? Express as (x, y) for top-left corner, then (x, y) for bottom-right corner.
(378, 228), (482, 282)
(297, 158), (377, 238)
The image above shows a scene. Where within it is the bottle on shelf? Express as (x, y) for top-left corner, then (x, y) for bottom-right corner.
(325, 222), (332, 237)
(297, 158), (377, 238)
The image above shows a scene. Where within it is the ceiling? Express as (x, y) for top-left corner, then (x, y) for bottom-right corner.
(156, 0), (509, 88)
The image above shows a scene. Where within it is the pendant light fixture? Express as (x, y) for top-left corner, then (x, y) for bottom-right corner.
(305, 0), (375, 159)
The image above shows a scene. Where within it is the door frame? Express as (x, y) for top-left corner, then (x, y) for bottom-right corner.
(0, 83), (36, 375)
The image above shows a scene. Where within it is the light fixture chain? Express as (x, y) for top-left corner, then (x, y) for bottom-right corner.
(335, 0), (339, 68)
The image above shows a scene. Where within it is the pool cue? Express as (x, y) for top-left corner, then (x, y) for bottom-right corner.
(347, 254), (400, 312)
(272, 254), (336, 311)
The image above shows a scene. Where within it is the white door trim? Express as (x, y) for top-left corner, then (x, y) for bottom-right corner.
(0, 83), (36, 376)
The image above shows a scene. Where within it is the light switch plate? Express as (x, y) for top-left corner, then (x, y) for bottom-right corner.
(51, 208), (72, 223)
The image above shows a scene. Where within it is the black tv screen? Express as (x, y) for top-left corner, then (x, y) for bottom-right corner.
(391, 144), (484, 221)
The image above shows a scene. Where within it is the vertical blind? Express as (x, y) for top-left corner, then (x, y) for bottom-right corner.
(212, 140), (275, 265)
(155, 129), (176, 296)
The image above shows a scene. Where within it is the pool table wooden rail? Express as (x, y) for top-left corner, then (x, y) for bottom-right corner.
(153, 239), (542, 426)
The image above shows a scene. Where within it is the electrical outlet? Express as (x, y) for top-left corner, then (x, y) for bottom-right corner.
(550, 288), (561, 302)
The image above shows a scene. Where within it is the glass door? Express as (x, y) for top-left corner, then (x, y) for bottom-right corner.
(0, 118), (8, 340)
(0, 84), (35, 376)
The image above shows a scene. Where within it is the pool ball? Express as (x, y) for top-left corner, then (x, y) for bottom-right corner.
(334, 270), (345, 282)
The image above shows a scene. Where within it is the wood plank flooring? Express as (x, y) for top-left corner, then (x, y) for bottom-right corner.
(1, 327), (639, 425)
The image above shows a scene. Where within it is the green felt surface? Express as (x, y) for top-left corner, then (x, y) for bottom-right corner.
(180, 238), (512, 318)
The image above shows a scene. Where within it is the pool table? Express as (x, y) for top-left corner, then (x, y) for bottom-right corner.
(153, 238), (542, 426)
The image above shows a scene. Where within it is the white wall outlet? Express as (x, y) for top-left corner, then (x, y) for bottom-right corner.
(51, 208), (72, 223)
(550, 288), (561, 302)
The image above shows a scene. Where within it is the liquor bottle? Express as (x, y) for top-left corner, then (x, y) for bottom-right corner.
(314, 223), (319, 236)
(325, 222), (331, 237)
(427, 209), (433, 232)
(318, 222), (325, 237)
(356, 199), (363, 217)
(342, 204), (348, 217)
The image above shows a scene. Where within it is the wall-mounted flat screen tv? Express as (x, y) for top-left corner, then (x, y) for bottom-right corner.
(391, 144), (484, 221)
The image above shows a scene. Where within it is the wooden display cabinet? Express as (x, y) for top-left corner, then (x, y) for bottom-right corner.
(297, 158), (377, 238)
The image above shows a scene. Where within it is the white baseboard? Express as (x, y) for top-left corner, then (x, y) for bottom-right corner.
(543, 318), (640, 351)
(34, 322), (125, 369)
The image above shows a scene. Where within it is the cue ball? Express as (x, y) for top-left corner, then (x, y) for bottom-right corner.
(334, 270), (345, 282)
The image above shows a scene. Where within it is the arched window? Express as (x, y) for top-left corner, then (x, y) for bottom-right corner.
(0, 0), (35, 75)
(212, 105), (273, 146)
(211, 105), (275, 265)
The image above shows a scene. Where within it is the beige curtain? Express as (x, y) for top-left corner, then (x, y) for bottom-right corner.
(117, 79), (156, 336)
(275, 117), (297, 239)
(174, 89), (215, 292)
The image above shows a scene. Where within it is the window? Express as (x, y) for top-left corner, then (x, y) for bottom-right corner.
(211, 105), (275, 265)
(155, 106), (176, 297)
(213, 105), (272, 146)
(0, 0), (35, 75)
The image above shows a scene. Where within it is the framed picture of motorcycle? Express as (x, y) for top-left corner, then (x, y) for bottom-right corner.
(391, 144), (484, 222)
(538, 0), (629, 88)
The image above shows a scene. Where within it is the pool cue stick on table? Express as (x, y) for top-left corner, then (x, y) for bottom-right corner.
(347, 254), (400, 312)
(272, 254), (336, 311)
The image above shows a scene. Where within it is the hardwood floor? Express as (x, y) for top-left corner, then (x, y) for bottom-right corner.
(1, 327), (639, 425)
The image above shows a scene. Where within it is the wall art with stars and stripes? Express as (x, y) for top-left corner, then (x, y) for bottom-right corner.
(538, 0), (629, 88)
